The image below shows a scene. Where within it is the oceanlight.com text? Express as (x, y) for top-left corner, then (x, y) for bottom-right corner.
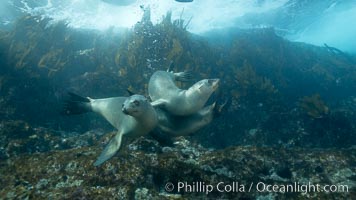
(164, 181), (349, 195)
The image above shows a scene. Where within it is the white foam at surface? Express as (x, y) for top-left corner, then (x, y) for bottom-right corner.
(1, 0), (356, 52)
(12, 0), (289, 32)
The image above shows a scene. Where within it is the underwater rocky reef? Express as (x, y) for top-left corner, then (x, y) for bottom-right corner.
(0, 10), (355, 199)
(0, 128), (355, 199)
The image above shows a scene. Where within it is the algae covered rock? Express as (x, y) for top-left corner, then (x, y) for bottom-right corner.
(0, 135), (354, 199)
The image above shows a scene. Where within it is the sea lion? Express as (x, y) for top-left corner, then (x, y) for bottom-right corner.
(154, 95), (231, 137)
(155, 103), (216, 136)
(149, 70), (219, 116)
(62, 93), (158, 166)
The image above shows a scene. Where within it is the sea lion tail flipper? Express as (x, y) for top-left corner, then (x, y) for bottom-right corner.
(94, 132), (123, 166)
(61, 92), (92, 115)
(174, 71), (194, 82)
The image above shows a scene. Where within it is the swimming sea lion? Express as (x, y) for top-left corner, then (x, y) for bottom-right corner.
(155, 103), (216, 136)
(149, 70), (219, 116)
(62, 93), (158, 166)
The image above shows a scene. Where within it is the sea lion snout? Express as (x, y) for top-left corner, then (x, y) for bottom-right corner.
(122, 107), (128, 114)
(208, 79), (220, 90)
(122, 103), (128, 114)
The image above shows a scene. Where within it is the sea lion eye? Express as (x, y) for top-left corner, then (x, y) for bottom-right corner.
(133, 100), (140, 106)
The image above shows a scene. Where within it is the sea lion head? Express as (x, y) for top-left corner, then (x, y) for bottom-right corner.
(184, 78), (219, 109)
(122, 95), (149, 117)
(190, 79), (220, 95)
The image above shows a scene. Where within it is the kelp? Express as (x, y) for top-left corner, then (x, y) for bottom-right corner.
(232, 60), (277, 104)
(300, 94), (329, 118)
(0, 10), (355, 148)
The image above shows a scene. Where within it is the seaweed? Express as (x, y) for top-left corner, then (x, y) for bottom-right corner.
(0, 9), (355, 149)
(299, 94), (329, 119)
(233, 60), (278, 104)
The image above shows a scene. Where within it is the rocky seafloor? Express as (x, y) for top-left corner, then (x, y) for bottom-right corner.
(0, 120), (355, 199)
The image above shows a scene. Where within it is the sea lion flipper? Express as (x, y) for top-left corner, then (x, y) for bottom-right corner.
(174, 71), (194, 82)
(94, 132), (123, 166)
(126, 88), (136, 96)
(61, 92), (92, 115)
(213, 98), (231, 118)
(151, 99), (167, 107)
